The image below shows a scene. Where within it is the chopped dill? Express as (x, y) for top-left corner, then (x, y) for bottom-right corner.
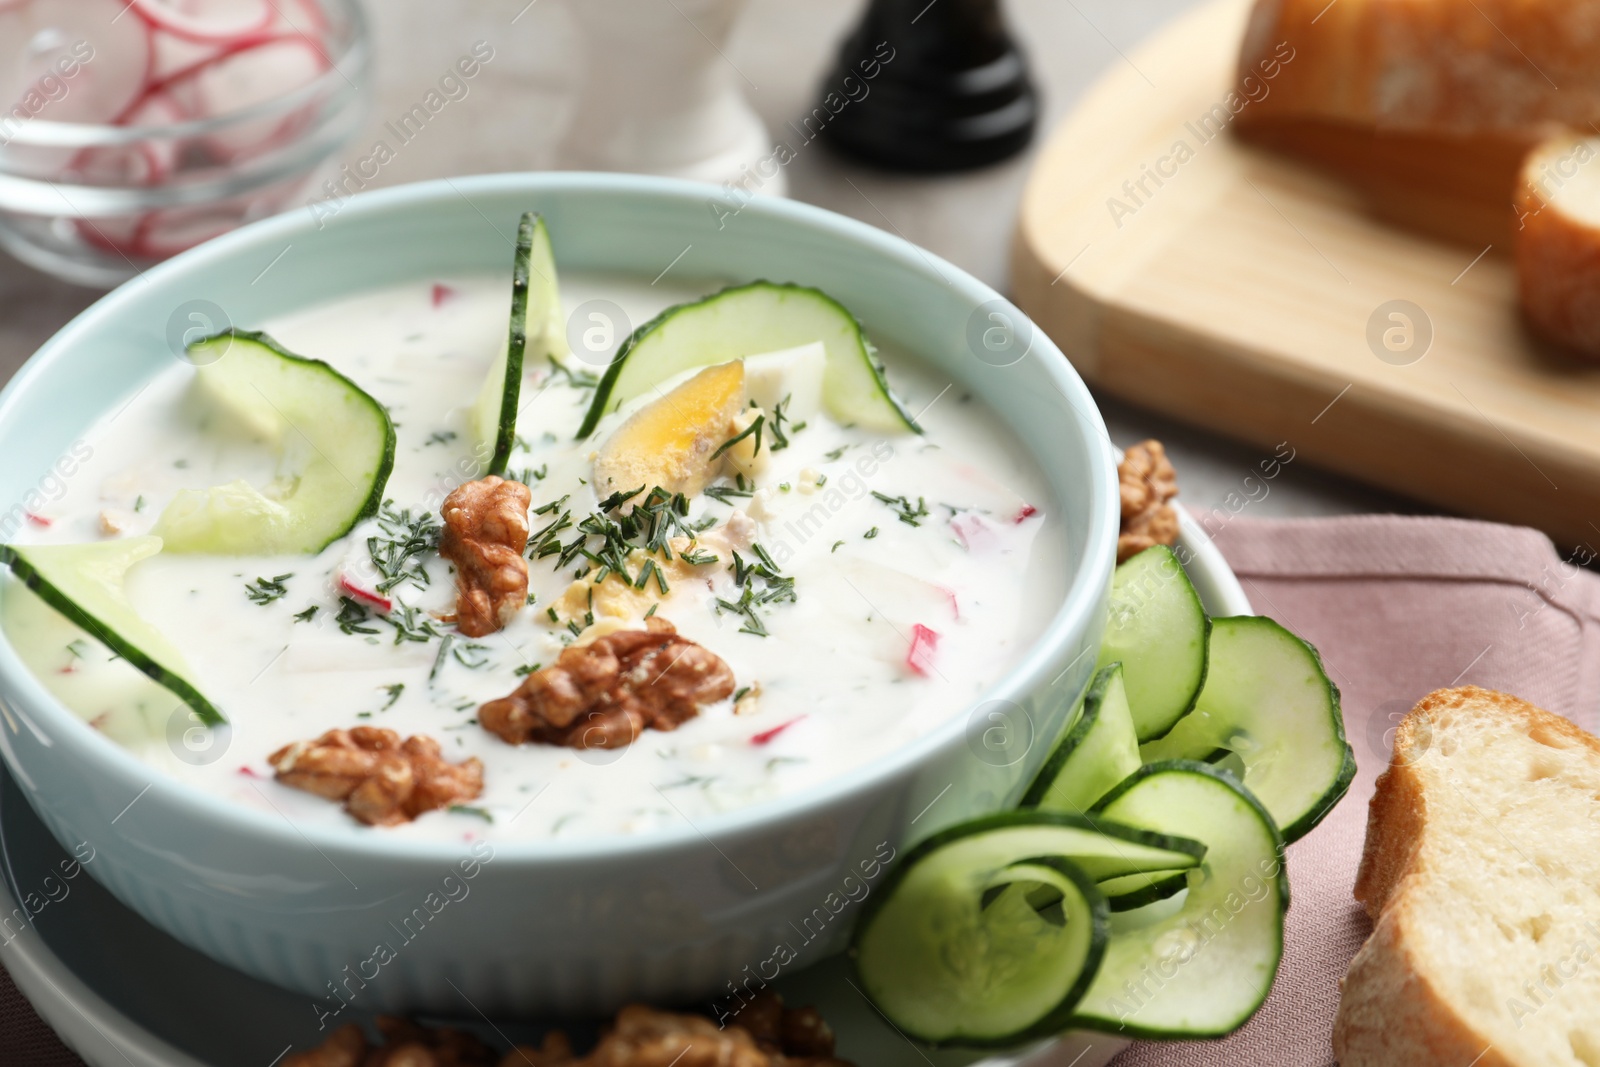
(710, 415), (764, 460)
(873, 492), (930, 527)
(245, 573), (293, 606)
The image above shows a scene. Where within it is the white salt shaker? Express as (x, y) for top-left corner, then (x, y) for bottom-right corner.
(558, 0), (785, 196)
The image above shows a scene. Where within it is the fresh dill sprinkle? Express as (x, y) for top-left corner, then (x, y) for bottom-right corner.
(547, 606), (559, 623)
(733, 685), (751, 703)
(425, 430), (458, 447)
(384, 604), (442, 645)
(824, 445), (850, 461)
(815, 473), (828, 487)
(65, 638), (87, 661)
(336, 596), (380, 635)
(526, 592), (538, 605)
(246, 573), (293, 606)
(832, 540), (845, 552)
(644, 603), (659, 619)
(779, 482), (791, 492)
(356, 711), (372, 719)
(450, 804), (495, 823)
(548, 360), (600, 391)
(791, 421), (807, 433)
(567, 619), (583, 637)
(598, 485), (646, 512)
(717, 542), (795, 636)
(872, 492), (930, 527)
(368, 502), (442, 594)
(715, 587), (768, 636)
(452, 642), (490, 669)
(679, 545), (719, 565)
(133, 495), (146, 513)
(379, 683), (405, 710)
(864, 527), (879, 539)
(710, 415), (764, 460)
(513, 661), (542, 677)
(293, 606), (319, 623)
(429, 634), (454, 682)
(533, 494), (572, 516)
(703, 484), (753, 504)
(768, 396), (793, 451)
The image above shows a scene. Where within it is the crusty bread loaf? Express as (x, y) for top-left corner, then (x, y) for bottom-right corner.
(1237, 0), (1600, 135)
(1333, 687), (1600, 1067)
(1515, 134), (1600, 357)
(1234, 0), (1600, 247)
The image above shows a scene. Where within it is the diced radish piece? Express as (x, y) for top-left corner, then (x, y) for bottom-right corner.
(237, 765), (262, 778)
(751, 716), (805, 745)
(906, 624), (940, 677)
(432, 284), (456, 308)
(338, 574), (392, 613)
(24, 512), (52, 527)
(1014, 503), (1038, 523)
(951, 511), (1000, 553)
(130, 0), (276, 44)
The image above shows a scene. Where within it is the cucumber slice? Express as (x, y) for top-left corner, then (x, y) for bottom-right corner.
(1096, 546), (1210, 742)
(153, 331), (395, 555)
(473, 212), (563, 476)
(0, 538), (223, 725)
(852, 811), (1205, 1046)
(1023, 662), (1141, 814)
(1072, 761), (1287, 1038)
(577, 281), (919, 439)
(1138, 616), (1356, 842)
(1096, 869), (1190, 913)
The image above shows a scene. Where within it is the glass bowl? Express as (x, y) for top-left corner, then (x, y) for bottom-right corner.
(0, 0), (370, 287)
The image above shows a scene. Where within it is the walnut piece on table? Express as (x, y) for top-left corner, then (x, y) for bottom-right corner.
(287, 994), (853, 1067)
(480, 617), (735, 749)
(440, 475), (532, 637)
(283, 1017), (518, 1067)
(269, 727), (483, 827)
(1117, 438), (1180, 563)
(501, 993), (854, 1066)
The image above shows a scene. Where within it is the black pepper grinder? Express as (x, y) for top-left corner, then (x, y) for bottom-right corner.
(816, 0), (1038, 172)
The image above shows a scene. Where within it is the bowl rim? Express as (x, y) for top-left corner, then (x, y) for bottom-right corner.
(0, 170), (1120, 865)
(0, 0), (371, 150)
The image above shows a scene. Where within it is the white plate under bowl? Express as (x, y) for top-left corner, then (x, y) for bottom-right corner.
(0, 512), (1249, 1067)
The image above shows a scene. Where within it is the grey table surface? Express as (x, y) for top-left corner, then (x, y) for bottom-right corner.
(0, 0), (1419, 521)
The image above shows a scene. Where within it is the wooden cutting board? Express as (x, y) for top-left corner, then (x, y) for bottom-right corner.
(1012, 0), (1600, 550)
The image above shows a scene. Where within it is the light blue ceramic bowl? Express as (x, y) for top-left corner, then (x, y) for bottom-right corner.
(0, 173), (1118, 1016)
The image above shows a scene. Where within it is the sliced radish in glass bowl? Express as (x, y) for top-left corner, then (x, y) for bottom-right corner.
(0, 0), (368, 286)
(128, 0), (276, 45)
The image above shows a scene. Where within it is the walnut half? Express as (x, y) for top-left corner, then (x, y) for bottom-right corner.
(440, 475), (532, 637)
(479, 618), (735, 749)
(287, 994), (854, 1067)
(1117, 438), (1180, 563)
(270, 727), (484, 827)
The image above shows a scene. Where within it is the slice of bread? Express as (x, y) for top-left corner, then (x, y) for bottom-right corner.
(1515, 134), (1600, 357)
(1333, 686), (1600, 1067)
(1237, 0), (1600, 135)
(1234, 0), (1600, 247)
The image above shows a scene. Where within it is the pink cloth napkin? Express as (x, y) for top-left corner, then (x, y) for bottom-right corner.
(6, 514), (1600, 1066)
